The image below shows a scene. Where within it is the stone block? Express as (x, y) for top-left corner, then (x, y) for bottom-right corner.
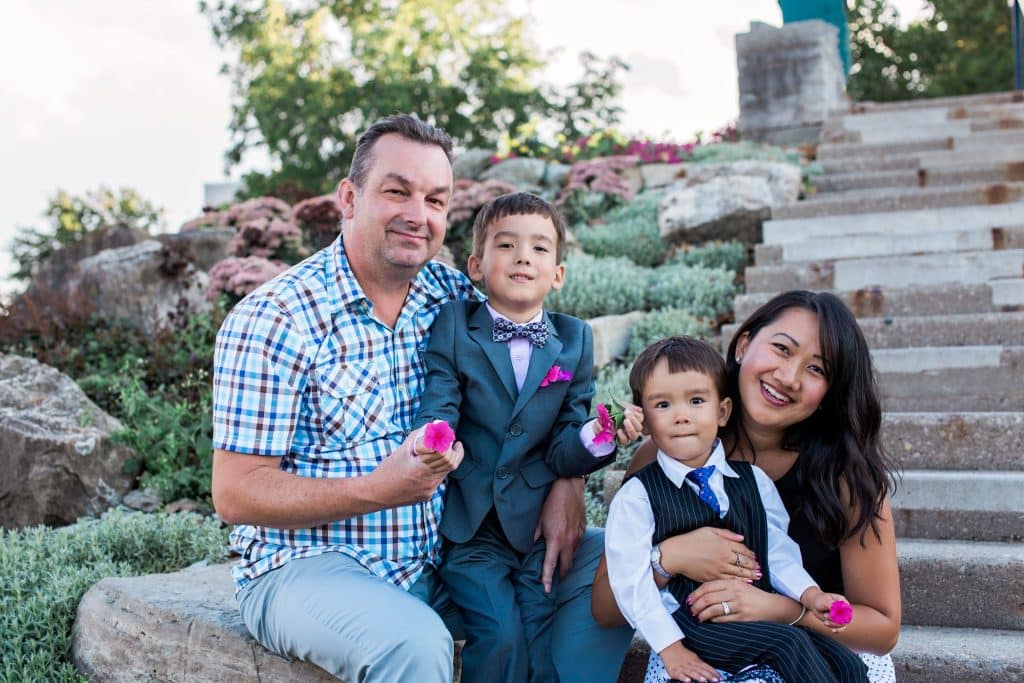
(658, 176), (771, 246)
(640, 163), (688, 190)
(684, 161), (802, 206)
(588, 312), (647, 370)
(891, 471), (1024, 541)
(772, 182), (1024, 220)
(735, 20), (846, 144)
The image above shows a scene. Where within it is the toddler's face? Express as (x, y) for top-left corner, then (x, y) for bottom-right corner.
(640, 359), (731, 467)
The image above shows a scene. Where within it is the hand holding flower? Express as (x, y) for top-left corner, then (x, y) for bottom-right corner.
(415, 420), (459, 473)
(593, 396), (643, 446)
(801, 587), (854, 631)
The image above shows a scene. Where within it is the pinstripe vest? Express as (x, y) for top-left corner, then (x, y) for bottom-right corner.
(632, 460), (774, 623)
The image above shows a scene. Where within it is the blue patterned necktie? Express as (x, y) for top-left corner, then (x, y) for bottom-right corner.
(492, 317), (549, 347)
(686, 465), (721, 516)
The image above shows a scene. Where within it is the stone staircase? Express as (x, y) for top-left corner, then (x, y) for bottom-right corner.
(612, 91), (1024, 682)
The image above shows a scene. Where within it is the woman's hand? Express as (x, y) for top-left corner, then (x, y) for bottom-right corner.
(686, 578), (797, 624)
(659, 527), (761, 583)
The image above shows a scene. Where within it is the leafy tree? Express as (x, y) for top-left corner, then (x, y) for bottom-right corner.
(9, 186), (164, 281)
(848, 0), (1017, 102)
(200, 0), (626, 197)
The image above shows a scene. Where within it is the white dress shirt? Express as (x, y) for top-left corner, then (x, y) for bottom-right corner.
(485, 303), (613, 457)
(604, 440), (817, 654)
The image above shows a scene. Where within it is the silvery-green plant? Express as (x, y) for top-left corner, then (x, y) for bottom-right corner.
(669, 240), (748, 274)
(546, 253), (649, 319)
(626, 308), (714, 361)
(576, 191), (668, 267)
(647, 264), (737, 320)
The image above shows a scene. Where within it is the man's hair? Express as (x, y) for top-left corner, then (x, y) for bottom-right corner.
(348, 114), (454, 188)
(629, 336), (728, 405)
(470, 192), (568, 263)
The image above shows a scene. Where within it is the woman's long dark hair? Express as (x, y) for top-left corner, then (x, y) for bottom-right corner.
(723, 291), (898, 547)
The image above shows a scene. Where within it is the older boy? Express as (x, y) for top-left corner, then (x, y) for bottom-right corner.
(414, 192), (638, 683)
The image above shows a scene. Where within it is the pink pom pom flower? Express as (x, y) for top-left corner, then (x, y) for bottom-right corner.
(829, 600), (853, 626)
(539, 365), (573, 387)
(422, 420), (456, 453)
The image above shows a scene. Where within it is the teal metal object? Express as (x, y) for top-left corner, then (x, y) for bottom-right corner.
(778, 0), (851, 78)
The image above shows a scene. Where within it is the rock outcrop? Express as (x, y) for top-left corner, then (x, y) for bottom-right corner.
(0, 354), (132, 528)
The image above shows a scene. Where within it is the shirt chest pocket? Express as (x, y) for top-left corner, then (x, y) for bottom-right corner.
(318, 361), (389, 447)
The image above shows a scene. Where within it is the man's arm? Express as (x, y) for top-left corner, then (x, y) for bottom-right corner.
(211, 433), (461, 528)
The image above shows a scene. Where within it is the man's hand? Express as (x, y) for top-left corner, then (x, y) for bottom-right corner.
(412, 426), (462, 474)
(372, 431), (462, 506)
(534, 476), (586, 593)
(659, 641), (720, 683)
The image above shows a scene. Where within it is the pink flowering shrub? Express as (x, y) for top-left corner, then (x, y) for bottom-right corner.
(206, 256), (289, 303)
(556, 155), (639, 223)
(182, 197), (307, 263)
(293, 194), (342, 250)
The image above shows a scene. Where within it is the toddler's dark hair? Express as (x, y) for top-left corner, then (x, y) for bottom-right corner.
(629, 336), (727, 405)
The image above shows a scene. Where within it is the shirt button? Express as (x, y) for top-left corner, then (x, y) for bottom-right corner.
(509, 423), (523, 437)
(496, 466), (511, 480)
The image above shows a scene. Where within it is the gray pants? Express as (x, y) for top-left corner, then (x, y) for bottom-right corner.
(237, 530), (633, 683)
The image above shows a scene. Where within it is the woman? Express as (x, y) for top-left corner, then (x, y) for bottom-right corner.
(592, 291), (901, 683)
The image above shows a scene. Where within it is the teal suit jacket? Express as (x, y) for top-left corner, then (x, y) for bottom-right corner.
(414, 299), (613, 553)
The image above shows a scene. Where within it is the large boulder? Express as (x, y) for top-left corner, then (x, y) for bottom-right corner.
(658, 176), (774, 246)
(70, 240), (211, 334)
(157, 228), (236, 272)
(28, 224), (152, 294)
(479, 157), (549, 192)
(588, 311), (647, 369)
(452, 148), (495, 180)
(72, 562), (464, 682)
(0, 354), (132, 528)
(683, 160), (802, 206)
(72, 562), (337, 682)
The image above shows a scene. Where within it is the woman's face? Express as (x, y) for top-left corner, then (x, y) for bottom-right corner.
(734, 307), (830, 436)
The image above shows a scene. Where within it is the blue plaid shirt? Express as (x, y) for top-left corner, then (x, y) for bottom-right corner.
(213, 236), (477, 592)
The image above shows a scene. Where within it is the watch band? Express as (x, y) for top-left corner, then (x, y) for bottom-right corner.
(650, 543), (674, 579)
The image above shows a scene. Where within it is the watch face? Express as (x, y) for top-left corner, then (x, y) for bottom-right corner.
(650, 546), (660, 563)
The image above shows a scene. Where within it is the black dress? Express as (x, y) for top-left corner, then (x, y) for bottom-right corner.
(773, 463), (844, 594)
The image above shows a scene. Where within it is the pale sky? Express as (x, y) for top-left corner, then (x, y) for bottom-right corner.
(0, 1), (929, 295)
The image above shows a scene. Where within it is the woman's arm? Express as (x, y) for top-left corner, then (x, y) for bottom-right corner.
(790, 497), (902, 654)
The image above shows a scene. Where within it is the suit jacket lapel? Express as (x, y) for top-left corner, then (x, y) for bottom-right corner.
(467, 302), (518, 402)
(512, 311), (562, 418)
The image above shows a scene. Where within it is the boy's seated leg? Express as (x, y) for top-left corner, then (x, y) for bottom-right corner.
(550, 528), (634, 683)
(440, 520), (529, 683)
(803, 629), (870, 683)
(237, 552), (454, 682)
(514, 538), (559, 683)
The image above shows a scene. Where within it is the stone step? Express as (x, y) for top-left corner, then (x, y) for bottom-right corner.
(832, 118), (1023, 146)
(814, 162), (1024, 193)
(744, 250), (1024, 292)
(753, 226), (1023, 265)
(875, 346), (1024, 412)
(723, 312), (1024, 350)
(816, 129), (1024, 162)
(772, 182), (1024, 220)
(892, 471), (1024, 542)
(898, 538), (1024, 630)
(835, 90), (1023, 115)
(764, 201), (1024, 244)
(732, 282), (1023, 320)
(616, 627), (1024, 683)
(829, 101), (1024, 130)
(821, 144), (1024, 175)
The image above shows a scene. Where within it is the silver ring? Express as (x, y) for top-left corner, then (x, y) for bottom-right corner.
(721, 601), (731, 616)
(734, 551), (743, 567)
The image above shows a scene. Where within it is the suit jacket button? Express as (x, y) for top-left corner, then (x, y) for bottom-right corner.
(509, 423), (523, 436)
(496, 466), (511, 479)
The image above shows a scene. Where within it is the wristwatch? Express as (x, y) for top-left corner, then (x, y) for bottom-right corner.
(650, 543), (674, 579)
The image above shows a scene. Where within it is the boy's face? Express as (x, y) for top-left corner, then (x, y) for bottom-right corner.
(467, 213), (565, 322)
(640, 358), (732, 467)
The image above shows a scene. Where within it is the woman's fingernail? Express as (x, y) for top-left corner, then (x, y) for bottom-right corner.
(755, 571), (763, 579)
(746, 579), (753, 584)
(686, 596), (692, 604)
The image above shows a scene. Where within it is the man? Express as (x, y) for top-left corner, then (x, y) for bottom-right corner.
(211, 114), (632, 682)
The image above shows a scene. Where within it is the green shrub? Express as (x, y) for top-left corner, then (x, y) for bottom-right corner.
(626, 309), (715, 362)
(646, 265), (737, 320)
(669, 241), (748, 275)
(546, 253), (649, 319)
(576, 191), (668, 267)
(0, 509), (228, 682)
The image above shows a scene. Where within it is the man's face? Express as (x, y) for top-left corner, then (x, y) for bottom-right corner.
(338, 134), (453, 279)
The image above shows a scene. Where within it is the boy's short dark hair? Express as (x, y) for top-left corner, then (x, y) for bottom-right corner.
(629, 336), (728, 405)
(348, 114), (453, 189)
(470, 192), (568, 263)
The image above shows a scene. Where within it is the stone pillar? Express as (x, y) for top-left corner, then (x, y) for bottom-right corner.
(735, 20), (846, 145)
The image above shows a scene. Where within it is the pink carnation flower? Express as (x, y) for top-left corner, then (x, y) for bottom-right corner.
(539, 365), (573, 387)
(594, 403), (616, 445)
(422, 420), (456, 453)
(829, 600), (853, 626)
